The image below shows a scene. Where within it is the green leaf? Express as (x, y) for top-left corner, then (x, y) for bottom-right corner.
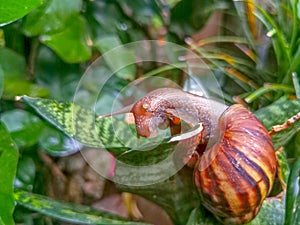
(95, 36), (136, 80)
(22, 0), (82, 36)
(285, 158), (300, 225)
(276, 149), (290, 186)
(15, 156), (36, 191)
(247, 198), (284, 225)
(0, 0), (42, 25)
(14, 190), (150, 225)
(0, 48), (49, 99)
(20, 96), (136, 154)
(117, 0), (162, 25)
(255, 99), (300, 149)
(35, 46), (81, 101)
(0, 109), (45, 148)
(0, 66), (3, 98)
(3, 79), (49, 100)
(116, 167), (199, 225)
(0, 123), (19, 225)
(186, 208), (221, 225)
(115, 141), (199, 225)
(0, 47), (26, 79)
(169, 0), (229, 38)
(40, 15), (92, 63)
(39, 126), (82, 157)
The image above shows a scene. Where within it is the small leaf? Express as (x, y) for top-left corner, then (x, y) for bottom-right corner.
(14, 190), (150, 225)
(285, 158), (300, 225)
(22, 0), (82, 36)
(0, 109), (45, 148)
(39, 126), (82, 157)
(0, 0), (42, 25)
(40, 15), (92, 63)
(255, 99), (300, 149)
(0, 123), (19, 225)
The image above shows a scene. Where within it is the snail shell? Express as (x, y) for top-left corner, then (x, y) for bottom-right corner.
(130, 88), (277, 224)
(194, 104), (276, 224)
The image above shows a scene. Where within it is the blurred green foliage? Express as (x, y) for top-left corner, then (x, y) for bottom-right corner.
(0, 0), (300, 224)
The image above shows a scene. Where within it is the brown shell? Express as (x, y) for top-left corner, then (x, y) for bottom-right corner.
(194, 104), (277, 224)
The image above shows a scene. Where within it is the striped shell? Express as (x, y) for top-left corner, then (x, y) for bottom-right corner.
(194, 104), (277, 224)
(130, 88), (277, 224)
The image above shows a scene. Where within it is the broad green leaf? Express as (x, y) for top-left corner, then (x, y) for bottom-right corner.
(0, 47), (26, 79)
(247, 198), (284, 225)
(0, 0), (42, 25)
(255, 99), (300, 149)
(0, 123), (19, 225)
(285, 158), (300, 225)
(35, 46), (82, 101)
(115, 124), (204, 224)
(20, 96), (136, 154)
(95, 36), (136, 80)
(22, 0), (82, 36)
(116, 166), (199, 225)
(15, 156), (35, 191)
(14, 190), (150, 225)
(3, 79), (49, 100)
(0, 48), (49, 99)
(0, 109), (45, 148)
(39, 126), (82, 156)
(40, 15), (92, 63)
(115, 140), (200, 225)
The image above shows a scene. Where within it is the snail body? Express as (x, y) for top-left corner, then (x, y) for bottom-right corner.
(130, 88), (277, 224)
(130, 88), (228, 142)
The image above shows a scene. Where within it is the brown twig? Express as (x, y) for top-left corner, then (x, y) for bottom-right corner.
(269, 112), (300, 136)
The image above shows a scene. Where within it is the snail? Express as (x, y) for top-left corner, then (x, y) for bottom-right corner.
(129, 88), (277, 224)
